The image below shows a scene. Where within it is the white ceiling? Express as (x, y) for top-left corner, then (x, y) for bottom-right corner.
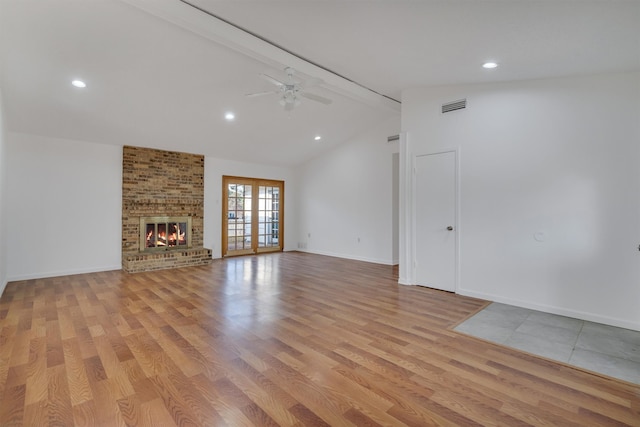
(1, 0), (639, 166)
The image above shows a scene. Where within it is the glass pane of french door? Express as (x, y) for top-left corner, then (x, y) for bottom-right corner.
(225, 181), (254, 255)
(223, 176), (284, 257)
(258, 185), (280, 249)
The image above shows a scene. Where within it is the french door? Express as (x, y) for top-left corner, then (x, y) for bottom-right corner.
(222, 176), (284, 257)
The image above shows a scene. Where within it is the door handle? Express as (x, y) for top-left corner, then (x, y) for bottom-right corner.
(447, 226), (454, 231)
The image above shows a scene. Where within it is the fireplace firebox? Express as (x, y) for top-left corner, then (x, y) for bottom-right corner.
(140, 216), (192, 251)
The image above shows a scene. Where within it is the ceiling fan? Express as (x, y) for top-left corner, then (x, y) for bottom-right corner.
(246, 67), (333, 111)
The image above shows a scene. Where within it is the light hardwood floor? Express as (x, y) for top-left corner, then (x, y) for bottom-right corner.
(0, 252), (638, 426)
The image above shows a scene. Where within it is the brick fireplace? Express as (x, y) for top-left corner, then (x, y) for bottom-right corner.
(121, 146), (212, 273)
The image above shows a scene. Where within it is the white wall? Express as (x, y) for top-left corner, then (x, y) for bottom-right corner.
(4, 133), (297, 278)
(6, 133), (122, 280)
(0, 89), (7, 295)
(204, 158), (296, 258)
(401, 72), (640, 330)
(294, 116), (401, 265)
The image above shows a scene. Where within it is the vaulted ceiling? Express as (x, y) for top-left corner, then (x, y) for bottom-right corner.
(1, 0), (638, 166)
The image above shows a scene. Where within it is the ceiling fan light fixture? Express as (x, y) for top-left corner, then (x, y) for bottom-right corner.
(279, 90), (300, 109)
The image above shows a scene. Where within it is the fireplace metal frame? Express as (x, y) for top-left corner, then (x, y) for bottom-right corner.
(139, 216), (192, 252)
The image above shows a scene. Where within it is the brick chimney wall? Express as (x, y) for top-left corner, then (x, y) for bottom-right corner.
(121, 146), (211, 272)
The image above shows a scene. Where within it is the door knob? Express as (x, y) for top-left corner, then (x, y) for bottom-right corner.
(447, 226), (454, 231)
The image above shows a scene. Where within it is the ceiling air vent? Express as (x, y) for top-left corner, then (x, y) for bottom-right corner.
(442, 99), (466, 114)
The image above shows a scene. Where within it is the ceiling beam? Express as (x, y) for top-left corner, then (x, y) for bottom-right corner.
(120, 0), (401, 113)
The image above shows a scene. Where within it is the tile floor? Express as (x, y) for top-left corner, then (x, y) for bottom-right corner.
(454, 302), (640, 385)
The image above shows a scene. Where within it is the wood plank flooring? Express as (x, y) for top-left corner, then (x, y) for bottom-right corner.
(0, 252), (638, 426)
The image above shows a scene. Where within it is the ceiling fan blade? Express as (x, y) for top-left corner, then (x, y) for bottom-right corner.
(301, 77), (324, 89)
(259, 73), (285, 87)
(301, 92), (333, 105)
(246, 90), (280, 98)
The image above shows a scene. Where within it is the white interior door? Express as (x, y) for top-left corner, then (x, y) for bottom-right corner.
(415, 151), (456, 291)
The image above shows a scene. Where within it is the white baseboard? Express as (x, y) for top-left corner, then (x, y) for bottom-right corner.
(297, 249), (394, 266)
(7, 265), (122, 282)
(458, 288), (640, 332)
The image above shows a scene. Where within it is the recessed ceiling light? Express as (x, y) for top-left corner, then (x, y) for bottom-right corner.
(224, 112), (235, 121)
(71, 79), (86, 88)
(314, 135), (322, 141)
(482, 62), (498, 69)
